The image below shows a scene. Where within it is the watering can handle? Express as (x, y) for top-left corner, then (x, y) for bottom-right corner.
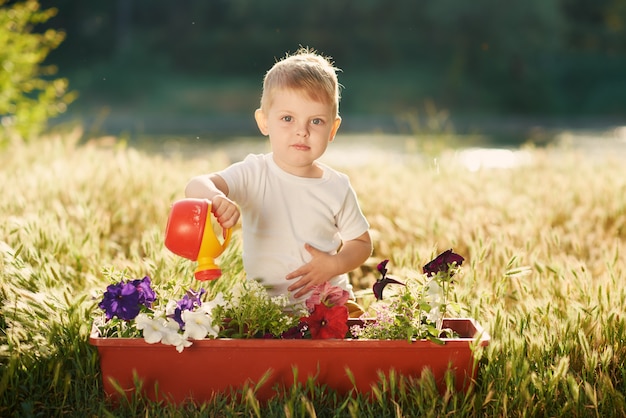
(207, 199), (232, 250)
(221, 226), (232, 250)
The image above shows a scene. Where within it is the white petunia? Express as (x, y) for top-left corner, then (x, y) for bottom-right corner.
(165, 299), (178, 316)
(182, 309), (217, 339)
(158, 318), (192, 352)
(135, 313), (171, 344)
(202, 292), (227, 312)
(165, 331), (193, 353)
(427, 279), (443, 303)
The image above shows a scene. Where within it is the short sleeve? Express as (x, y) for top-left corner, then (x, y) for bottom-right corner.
(335, 182), (370, 241)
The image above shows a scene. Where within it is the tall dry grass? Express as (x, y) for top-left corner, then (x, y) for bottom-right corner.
(1, 129), (625, 416)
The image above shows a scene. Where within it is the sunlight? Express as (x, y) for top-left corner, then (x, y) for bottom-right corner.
(456, 148), (532, 172)
(614, 126), (626, 140)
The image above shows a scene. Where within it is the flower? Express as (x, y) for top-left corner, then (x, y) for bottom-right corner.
(95, 275), (222, 351)
(182, 309), (218, 339)
(354, 250), (465, 341)
(131, 276), (157, 306)
(305, 282), (350, 312)
(281, 325), (305, 339)
(98, 276), (155, 321)
(133, 313), (194, 352)
(163, 328), (193, 353)
(169, 288), (207, 329)
(422, 249), (464, 277)
(135, 313), (179, 344)
(372, 259), (405, 301)
(289, 282), (351, 340)
(300, 304), (349, 339)
(94, 251), (466, 348)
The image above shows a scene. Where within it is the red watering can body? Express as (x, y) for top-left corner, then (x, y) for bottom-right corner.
(164, 198), (231, 281)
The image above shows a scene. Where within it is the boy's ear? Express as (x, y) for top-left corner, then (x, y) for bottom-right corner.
(329, 116), (342, 142)
(254, 109), (269, 136)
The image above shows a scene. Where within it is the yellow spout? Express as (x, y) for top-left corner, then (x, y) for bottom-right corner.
(194, 205), (232, 281)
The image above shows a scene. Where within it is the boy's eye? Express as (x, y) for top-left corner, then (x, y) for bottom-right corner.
(282, 116), (292, 122)
(311, 118), (324, 125)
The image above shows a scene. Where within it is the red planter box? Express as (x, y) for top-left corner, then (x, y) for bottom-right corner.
(90, 318), (489, 403)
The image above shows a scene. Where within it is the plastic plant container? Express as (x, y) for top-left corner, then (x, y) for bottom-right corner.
(90, 318), (489, 403)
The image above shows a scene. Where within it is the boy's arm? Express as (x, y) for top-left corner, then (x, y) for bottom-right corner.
(184, 174), (240, 229)
(185, 173), (229, 199)
(286, 231), (373, 298)
(333, 231), (373, 276)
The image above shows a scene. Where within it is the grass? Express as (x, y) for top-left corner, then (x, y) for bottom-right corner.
(1, 127), (626, 416)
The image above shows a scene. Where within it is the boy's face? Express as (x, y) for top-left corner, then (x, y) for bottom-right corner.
(255, 88), (341, 178)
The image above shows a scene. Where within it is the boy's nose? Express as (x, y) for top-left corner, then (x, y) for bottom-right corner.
(296, 123), (309, 137)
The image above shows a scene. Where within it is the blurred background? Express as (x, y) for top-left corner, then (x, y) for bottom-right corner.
(11, 0), (626, 146)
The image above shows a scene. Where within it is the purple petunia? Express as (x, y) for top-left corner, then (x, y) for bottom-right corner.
(99, 282), (141, 321)
(130, 276), (157, 307)
(177, 288), (206, 311)
(98, 276), (157, 321)
(170, 288), (206, 329)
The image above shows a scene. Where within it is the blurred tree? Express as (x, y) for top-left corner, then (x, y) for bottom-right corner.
(0, 0), (75, 144)
(420, 0), (566, 111)
(562, 0), (626, 52)
(36, 0), (626, 117)
(559, 0), (626, 113)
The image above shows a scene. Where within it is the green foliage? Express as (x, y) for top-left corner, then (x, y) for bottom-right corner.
(213, 279), (302, 338)
(0, 0), (75, 145)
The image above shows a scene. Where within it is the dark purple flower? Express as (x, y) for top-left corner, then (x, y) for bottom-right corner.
(423, 249), (464, 277)
(98, 282), (141, 321)
(130, 276), (156, 307)
(377, 260), (389, 276)
(373, 259), (405, 301)
(281, 323), (306, 339)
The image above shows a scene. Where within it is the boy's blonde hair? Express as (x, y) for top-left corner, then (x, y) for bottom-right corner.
(260, 47), (341, 116)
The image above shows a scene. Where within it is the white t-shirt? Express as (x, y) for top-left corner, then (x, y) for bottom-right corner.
(218, 153), (370, 305)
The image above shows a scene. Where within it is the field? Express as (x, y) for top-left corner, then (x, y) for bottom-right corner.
(1, 128), (625, 416)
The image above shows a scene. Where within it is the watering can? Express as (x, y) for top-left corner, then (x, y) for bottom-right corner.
(164, 198), (232, 281)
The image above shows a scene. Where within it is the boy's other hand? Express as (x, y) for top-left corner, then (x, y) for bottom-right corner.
(285, 243), (339, 298)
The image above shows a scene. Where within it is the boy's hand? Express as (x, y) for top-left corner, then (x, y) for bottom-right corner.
(286, 244), (340, 298)
(211, 195), (240, 230)
(286, 232), (371, 299)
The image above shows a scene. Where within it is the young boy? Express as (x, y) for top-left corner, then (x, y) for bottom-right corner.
(185, 48), (372, 309)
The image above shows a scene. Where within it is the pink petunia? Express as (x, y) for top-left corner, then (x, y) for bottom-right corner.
(305, 282), (350, 312)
